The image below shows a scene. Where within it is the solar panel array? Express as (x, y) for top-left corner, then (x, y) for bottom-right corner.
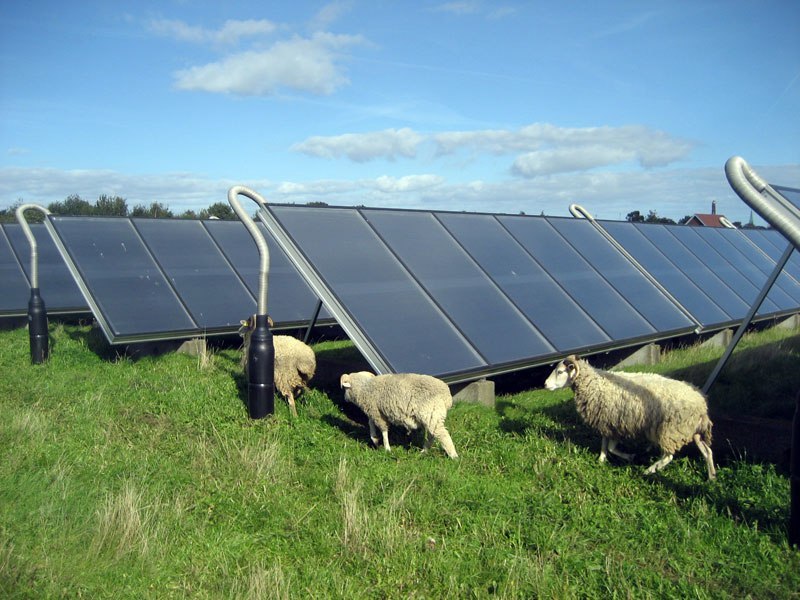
(259, 205), (800, 383)
(42, 216), (330, 343)
(1, 223), (87, 317)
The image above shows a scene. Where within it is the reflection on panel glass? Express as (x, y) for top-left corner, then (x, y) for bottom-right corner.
(692, 227), (800, 309)
(0, 226), (31, 314)
(203, 220), (327, 325)
(134, 219), (255, 328)
(499, 216), (656, 340)
(742, 230), (800, 283)
(631, 224), (749, 320)
(364, 209), (554, 363)
(3, 224), (87, 313)
(268, 206), (485, 375)
(437, 212), (611, 352)
(665, 225), (780, 315)
(49, 217), (196, 337)
(547, 218), (694, 332)
(600, 220), (731, 326)
(773, 185), (800, 212)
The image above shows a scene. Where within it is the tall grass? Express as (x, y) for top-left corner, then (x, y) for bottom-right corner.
(0, 322), (798, 598)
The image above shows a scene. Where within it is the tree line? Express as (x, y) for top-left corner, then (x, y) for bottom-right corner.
(0, 194), (238, 224)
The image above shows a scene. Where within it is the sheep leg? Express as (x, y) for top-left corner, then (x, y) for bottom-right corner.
(607, 439), (634, 462)
(693, 433), (717, 480)
(368, 419), (381, 447)
(428, 423), (458, 459)
(381, 429), (392, 452)
(644, 453), (673, 475)
(599, 436), (610, 463)
(286, 391), (298, 418)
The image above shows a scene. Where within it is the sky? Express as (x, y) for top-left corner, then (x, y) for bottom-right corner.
(1, 1), (799, 225)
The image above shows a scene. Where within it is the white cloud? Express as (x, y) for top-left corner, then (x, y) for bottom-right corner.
(309, 1), (353, 32)
(173, 32), (365, 96)
(148, 18), (277, 45)
(291, 128), (424, 161)
(372, 174), (444, 193)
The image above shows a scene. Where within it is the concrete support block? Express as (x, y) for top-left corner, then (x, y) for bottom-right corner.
(451, 378), (495, 408)
(177, 337), (207, 357)
(701, 329), (733, 349)
(776, 313), (800, 330)
(613, 343), (661, 369)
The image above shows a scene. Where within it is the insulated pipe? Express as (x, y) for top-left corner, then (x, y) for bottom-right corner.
(15, 204), (51, 364)
(227, 186), (274, 419)
(725, 156), (800, 249)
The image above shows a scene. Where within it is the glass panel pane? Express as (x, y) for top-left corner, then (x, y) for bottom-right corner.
(773, 185), (800, 212)
(49, 217), (196, 337)
(437, 212), (610, 352)
(740, 230), (800, 287)
(694, 227), (800, 309)
(4, 224), (87, 312)
(666, 225), (780, 314)
(548, 218), (694, 332)
(0, 226), (30, 314)
(268, 206), (485, 375)
(363, 209), (554, 363)
(600, 220), (731, 326)
(133, 219), (255, 329)
(631, 223), (749, 321)
(203, 220), (328, 325)
(498, 216), (656, 340)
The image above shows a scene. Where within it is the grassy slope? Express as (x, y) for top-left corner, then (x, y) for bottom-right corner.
(1, 324), (799, 599)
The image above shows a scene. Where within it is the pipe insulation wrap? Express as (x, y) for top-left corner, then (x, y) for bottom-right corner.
(14, 203), (51, 288)
(725, 156), (800, 250)
(227, 186), (271, 315)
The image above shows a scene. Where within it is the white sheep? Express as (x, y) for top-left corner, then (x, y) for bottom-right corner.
(239, 316), (316, 418)
(339, 371), (459, 459)
(545, 355), (716, 480)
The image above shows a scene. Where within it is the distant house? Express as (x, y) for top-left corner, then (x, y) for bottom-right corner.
(685, 200), (728, 227)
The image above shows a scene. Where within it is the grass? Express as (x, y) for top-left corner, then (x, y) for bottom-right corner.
(1, 321), (799, 598)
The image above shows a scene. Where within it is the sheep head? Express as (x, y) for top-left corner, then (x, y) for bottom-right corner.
(340, 371), (376, 403)
(544, 355), (580, 390)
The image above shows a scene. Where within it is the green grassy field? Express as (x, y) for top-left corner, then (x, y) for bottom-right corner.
(1, 322), (799, 598)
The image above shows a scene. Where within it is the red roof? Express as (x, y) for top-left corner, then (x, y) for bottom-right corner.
(685, 213), (726, 227)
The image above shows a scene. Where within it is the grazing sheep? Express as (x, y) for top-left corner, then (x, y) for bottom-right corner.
(339, 371), (458, 459)
(545, 355), (716, 480)
(239, 316), (316, 418)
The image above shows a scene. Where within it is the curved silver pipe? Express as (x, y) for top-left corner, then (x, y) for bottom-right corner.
(725, 156), (800, 249)
(718, 216), (737, 229)
(227, 186), (270, 315)
(15, 203), (51, 288)
(569, 203), (594, 220)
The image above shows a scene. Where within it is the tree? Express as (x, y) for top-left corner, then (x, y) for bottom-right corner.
(131, 202), (173, 218)
(643, 210), (676, 225)
(48, 194), (93, 215)
(626, 210), (644, 223)
(306, 201), (329, 208)
(93, 195), (128, 216)
(205, 202), (236, 220)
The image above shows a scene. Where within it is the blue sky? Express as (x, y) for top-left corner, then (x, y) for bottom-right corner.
(1, 1), (798, 224)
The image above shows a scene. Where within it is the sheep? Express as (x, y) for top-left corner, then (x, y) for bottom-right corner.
(544, 355), (716, 480)
(339, 371), (458, 459)
(239, 315), (316, 418)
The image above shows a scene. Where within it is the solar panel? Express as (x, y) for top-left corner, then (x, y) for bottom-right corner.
(44, 216), (329, 344)
(597, 220), (733, 327)
(772, 185), (800, 213)
(436, 212), (610, 351)
(259, 206), (711, 382)
(1, 223), (88, 317)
